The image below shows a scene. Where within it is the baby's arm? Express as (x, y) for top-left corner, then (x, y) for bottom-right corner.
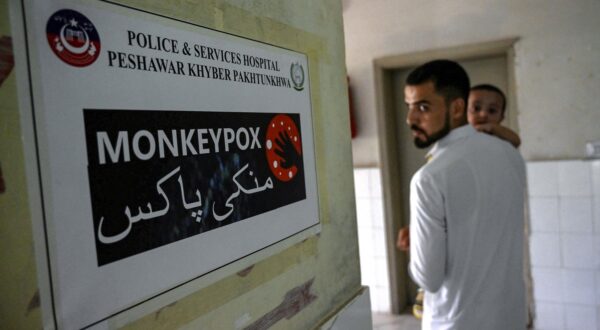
(473, 123), (521, 148)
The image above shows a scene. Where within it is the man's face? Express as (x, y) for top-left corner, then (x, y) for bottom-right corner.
(405, 81), (451, 149)
(467, 89), (504, 125)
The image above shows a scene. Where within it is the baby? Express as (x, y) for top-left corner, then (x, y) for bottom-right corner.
(467, 84), (520, 147)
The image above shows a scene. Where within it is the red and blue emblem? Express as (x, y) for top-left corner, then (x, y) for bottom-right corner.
(46, 9), (100, 67)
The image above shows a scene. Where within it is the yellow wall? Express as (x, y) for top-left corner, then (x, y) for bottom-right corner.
(0, 0), (43, 328)
(1, 0), (361, 328)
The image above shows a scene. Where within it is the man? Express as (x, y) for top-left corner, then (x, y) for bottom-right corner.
(468, 84), (521, 147)
(396, 84), (521, 253)
(403, 60), (526, 329)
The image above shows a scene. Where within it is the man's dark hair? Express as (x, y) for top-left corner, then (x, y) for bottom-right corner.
(470, 84), (507, 114)
(406, 59), (470, 106)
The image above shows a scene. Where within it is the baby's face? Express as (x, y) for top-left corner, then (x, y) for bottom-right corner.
(467, 90), (504, 125)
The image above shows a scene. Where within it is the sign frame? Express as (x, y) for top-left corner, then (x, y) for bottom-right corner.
(10, 0), (321, 328)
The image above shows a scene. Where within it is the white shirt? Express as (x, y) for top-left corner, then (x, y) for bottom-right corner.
(409, 125), (526, 330)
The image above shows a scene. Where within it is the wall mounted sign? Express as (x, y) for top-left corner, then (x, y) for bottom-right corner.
(15, 1), (319, 328)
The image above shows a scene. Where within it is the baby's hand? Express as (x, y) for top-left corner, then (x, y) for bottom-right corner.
(473, 123), (496, 134)
(471, 122), (521, 147)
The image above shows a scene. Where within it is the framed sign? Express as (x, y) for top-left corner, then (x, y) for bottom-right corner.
(14, 1), (319, 328)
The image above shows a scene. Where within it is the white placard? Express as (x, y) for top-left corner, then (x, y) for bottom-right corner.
(17, 1), (319, 328)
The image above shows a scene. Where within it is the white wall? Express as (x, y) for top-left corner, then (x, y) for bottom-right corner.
(343, 0), (600, 165)
(354, 168), (390, 313)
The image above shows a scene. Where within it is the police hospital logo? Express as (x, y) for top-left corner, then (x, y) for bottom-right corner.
(290, 62), (305, 91)
(83, 110), (306, 265)
(46, 9), (100, 67)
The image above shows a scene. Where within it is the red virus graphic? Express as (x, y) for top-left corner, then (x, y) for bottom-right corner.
(265, 114), (302, 182)
(46, 9), (101, 67)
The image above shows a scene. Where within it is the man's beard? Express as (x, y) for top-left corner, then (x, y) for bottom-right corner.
(411, 114), (451, 149)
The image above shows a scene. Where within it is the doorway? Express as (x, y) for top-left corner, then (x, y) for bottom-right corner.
(373, 39), (519, 313)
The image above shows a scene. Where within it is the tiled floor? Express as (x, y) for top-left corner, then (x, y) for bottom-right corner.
(372, 312), (421, 330)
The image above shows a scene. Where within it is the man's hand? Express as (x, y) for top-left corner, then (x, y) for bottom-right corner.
(396, 226), (410, 252)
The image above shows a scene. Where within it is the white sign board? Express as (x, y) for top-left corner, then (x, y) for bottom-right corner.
(15, 1), (319, 328)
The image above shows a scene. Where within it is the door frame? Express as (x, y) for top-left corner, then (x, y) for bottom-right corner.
(373, 38), (520, 313)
